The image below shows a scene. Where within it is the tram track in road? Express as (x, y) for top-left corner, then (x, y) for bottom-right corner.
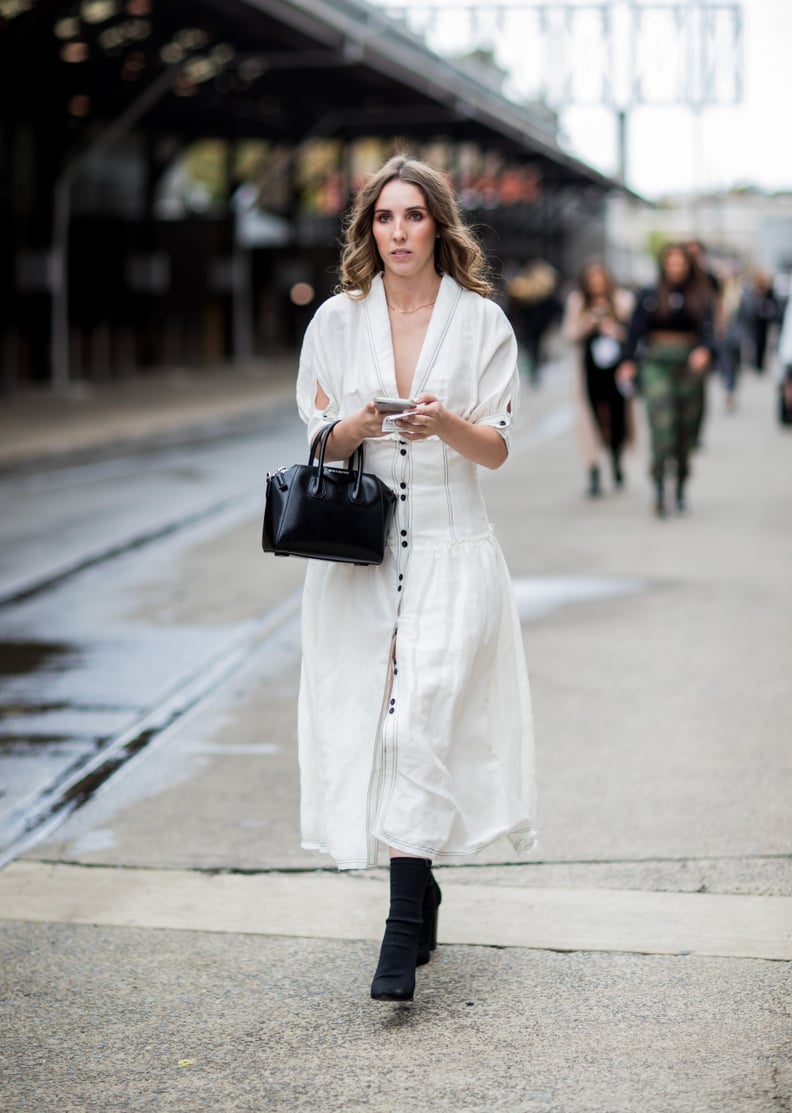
(0, 420), (308, 869)
(0, 587), (302, 870)
(0, 404), (303, 608)
(0, 484), (265, 609)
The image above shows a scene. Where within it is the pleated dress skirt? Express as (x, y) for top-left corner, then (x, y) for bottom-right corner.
(297, 434), (537, 870)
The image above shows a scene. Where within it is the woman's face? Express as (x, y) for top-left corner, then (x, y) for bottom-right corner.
(662, 248), (689, 285)
(585, 266), (608, 296)
(372, 179), (438, 283)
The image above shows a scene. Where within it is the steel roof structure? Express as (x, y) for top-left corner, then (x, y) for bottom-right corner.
(0, 0), (629, 387)
(1, 0), (625, 186)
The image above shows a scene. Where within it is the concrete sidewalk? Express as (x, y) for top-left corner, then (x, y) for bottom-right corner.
(1, 360), (791, 1112)
(0, 356), (298, 469)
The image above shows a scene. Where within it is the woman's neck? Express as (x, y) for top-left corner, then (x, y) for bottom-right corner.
(382, 273), (441, 313)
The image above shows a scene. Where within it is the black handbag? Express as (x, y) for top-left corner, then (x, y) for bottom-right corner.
(262, 421), (397, 565)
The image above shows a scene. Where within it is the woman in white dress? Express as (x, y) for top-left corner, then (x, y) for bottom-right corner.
(295, 155), (536, 1002)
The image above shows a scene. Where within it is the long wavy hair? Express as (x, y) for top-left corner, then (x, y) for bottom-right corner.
(577, 260), (618, 316)
(338, 155), (494, 298)
(656, 242), (711, 321)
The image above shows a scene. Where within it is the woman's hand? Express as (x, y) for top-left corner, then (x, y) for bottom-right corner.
(317, 402), (388, 461)
(578, 309), (605, 337)
(313, 384), (389, 459)
(688, 346), (711, 375)
(616, 360), (637, 386)
(391, 393), (448, 442)
(600, 317), (624, 339)
(391, 393), (508, 469)
(357, 402), (392, 439)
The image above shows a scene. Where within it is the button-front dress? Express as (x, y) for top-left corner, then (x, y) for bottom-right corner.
(295, 273), (537, 869)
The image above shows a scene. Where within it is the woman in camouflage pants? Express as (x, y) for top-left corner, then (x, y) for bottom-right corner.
(617, 245), (715, 516)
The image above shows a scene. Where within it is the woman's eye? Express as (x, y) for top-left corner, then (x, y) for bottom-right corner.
(375, 213), (391, 223)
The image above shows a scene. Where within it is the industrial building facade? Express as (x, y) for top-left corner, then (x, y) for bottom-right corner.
(0, 0), (625, 390)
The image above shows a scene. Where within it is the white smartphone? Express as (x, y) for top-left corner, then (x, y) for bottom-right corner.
(374, 396), (417, 413)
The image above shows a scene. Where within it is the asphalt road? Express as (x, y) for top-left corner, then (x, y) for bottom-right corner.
(0, 401), (305, 861)
(0, 359), (790, 1112)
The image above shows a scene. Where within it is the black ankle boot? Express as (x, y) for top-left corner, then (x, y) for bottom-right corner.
(653, 476), (666, 517)
(416, 871), (442, 967)
(371, 857), (430, 1001)
(587, 465), (601, 498)
(675, 478), (686, 512)
(612, 453), (624, 487)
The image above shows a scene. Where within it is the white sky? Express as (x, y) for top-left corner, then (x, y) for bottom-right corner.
(563, 0), (791, 196)
(373, 0), (791, 198)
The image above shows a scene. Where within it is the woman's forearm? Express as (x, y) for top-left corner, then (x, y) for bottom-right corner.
(312, 382), (508, 469)
(311, 383), (384, 460)
(435, 412), (509, 469)
(317, 413), (368, 461)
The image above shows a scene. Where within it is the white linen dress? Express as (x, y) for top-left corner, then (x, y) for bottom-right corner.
(296, 273), (537, 870)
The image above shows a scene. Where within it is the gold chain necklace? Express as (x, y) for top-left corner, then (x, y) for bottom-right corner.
(386, 298), (436, 315)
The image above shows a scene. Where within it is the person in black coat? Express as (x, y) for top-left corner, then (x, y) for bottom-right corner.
(739, 269), (782, 373)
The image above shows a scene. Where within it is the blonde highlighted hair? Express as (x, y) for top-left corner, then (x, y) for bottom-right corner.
(338, 155), (494, 298)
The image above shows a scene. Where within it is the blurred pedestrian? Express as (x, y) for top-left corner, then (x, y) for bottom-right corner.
(295, 154), (537, 1003)
(718, 267), (746, 412)
(506, 260), (561, 387)
(776, 278), (792, 425)
(684, 239), (722, 309)
(739, 269), (782, 373)
(684, 240), (722, 446)
(617, 243), (715, 516)
(562, 260), (634, 496)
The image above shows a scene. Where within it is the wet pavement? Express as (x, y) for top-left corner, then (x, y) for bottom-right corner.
(0, 353), (790, 1112)
(0, 400), (300, 603)
(0, 397), (308, 861)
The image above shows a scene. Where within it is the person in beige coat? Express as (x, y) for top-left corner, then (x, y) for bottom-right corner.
(562, 261), (635, 496)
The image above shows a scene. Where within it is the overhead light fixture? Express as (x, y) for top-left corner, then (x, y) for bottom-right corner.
(182, 56), (219, 84)
(238, 57), (266, 82)
(121, 49), (146, 79)
(160, 42), (185, 64)
(174, 28), (209, 50)
(211, 43), (235, 65)
(173, 77), (198, 97)
(290, 282), (315, 307)
(54, 17), (81, 39)
(68, 94), (92, 116)
(61, 41), (90, 62)
(81, 0), (119, 23)
(0, 0), (34, 19)
(98, 18), (150, 51)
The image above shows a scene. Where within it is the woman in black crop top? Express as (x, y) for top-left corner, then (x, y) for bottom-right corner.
(617, 243), (715, 516)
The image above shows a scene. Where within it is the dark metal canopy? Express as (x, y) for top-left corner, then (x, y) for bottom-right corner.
(0, 0), (630, 390)
(0, 0), (623, 190)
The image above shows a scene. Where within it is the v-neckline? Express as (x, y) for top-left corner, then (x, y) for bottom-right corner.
(367, 274), (459, 400)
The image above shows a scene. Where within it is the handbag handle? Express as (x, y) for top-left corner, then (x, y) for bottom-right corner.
(308, 421), (366, 502)
(309, 421), (338, 464)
